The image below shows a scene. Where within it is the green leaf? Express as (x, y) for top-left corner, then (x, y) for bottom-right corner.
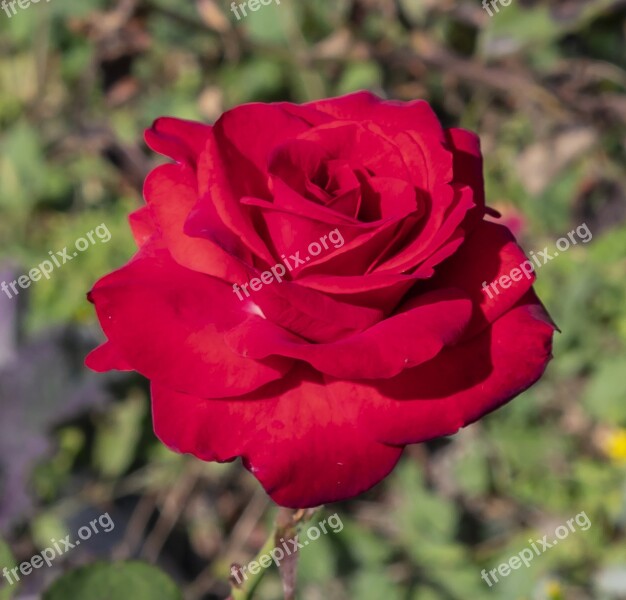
(397, 0), (428, 26)
(298, 526), (337, 582)
(336, 62), (383, 96)
(350, 571), (403, 600)
(479, 0), (621, 58)
(238, 0), (292, 45)
(31, 514), (70, 552)
(93, 391), (147, 478)
(43, 561), (183, 600)
(452, 444), (489, 497)
(582, 357), (626, 424)
(340, 520), (393, 567)
(220, 59), (284, 106)
(0, 538), (17, 600)
(480, 4), (555, 57)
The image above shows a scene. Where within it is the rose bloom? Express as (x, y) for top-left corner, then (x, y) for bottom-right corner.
(87, 92), (555, 508)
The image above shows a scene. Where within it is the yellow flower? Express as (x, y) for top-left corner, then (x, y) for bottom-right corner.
(546, 580), (563, 600)
(604, 429), (626, 464)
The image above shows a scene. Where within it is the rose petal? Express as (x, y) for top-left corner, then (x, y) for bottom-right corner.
(299, 121), (413, 182)
(211, 103), (330, 182)
(85, 340), (134, 372)
(325, 291), (556, 446)
(374, 184), (474, 273)
(88, 245), (292, 397)
(150, 293), (554, 508)
(445, 127), (485, 226)
(226, 289), (473, 379)
(186, 130), (276, 266)
(242, 274), (384, 343)
(422, 220), (536, 336)
(129, 206), (157, 248)
(144, 117), (212, 166)
(307, 91), (445, 141)
(144, 163), (248, 282)
(151, 366), (403, 508)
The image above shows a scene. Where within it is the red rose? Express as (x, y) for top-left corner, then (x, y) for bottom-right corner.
(87, 91), (555, 508)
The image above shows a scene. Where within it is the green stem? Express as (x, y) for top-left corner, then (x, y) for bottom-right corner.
(229, 532), (277, 600)
(229, 507), (321, 600)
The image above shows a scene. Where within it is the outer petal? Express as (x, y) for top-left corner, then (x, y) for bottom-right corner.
(144, 117), (212, 167)
(305, 91), (454, 192)
(306, 91), (446, 141)
(85, 340), (134, 372)
(150, 293), (553, 508)
(144, 162), (248, 282)
(421, 220), (536, 336)
(186, 130), (277, 266)
(151, 366), (403, 508)
(326, 291), (556, 446)
(445, 127), (486, 226)
(128, 206), (157, 248)
(87, 244), (292, 397)
(211, 103), (329, 181)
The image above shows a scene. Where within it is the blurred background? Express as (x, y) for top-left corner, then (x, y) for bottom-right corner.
(1, 0), (625, 598)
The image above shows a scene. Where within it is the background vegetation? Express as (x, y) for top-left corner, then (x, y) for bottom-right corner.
(1, 0), (625, 598)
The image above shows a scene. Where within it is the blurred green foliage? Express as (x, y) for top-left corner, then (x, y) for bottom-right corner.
(0, 0), (625, 598)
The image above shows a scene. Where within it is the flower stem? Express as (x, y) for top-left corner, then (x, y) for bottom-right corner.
(228, 506), (321, 600)
(229, 532), (277, 600)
